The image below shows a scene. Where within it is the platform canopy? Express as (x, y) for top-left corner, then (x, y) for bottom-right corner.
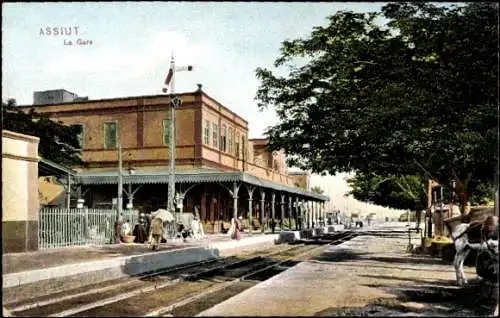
(38, 157), (77, 177)
(75, 169), (329, 201)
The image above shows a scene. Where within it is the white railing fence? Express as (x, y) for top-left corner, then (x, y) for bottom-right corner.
(38, 208), (139, 249)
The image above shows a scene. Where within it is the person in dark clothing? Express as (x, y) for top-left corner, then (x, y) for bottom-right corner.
(221, 222), (229, 234)
(133, 217), (148, 243)
(270, 219), (277, 234)
(141, 213), (149, 233)
(176, 223), (190, 242)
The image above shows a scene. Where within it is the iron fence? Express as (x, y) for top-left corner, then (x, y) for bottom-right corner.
(38, 208), (139, 249)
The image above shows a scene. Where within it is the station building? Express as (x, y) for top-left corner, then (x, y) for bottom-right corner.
(20, 85), (329, 233)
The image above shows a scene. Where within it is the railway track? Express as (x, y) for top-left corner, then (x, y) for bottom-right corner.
(6, 231), (356, 317)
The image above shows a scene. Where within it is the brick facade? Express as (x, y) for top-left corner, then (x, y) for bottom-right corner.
(20, 87), (297, 186)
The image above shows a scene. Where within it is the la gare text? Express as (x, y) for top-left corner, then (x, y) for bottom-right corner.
(64, 39), (93, 46)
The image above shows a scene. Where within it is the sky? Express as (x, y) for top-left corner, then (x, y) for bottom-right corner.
(2, 2), (409, 218)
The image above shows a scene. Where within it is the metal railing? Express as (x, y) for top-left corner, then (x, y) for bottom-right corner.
(38, 208), (139, 249)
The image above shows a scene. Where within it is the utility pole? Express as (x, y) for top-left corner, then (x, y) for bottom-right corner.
(167, 54), (177, 221)
(163, 52), (193, 223)
(118, 143), (123, 218)
(115, 143), (123, 244)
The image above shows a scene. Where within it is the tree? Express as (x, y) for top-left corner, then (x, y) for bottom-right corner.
(470, 182), (495, 206)
(255, 3), (498, 212)
(2, 98), (83, 166)
(346, 172), (427, 227)
(310, 186), (324, 194)
(346, 173), (426, 211)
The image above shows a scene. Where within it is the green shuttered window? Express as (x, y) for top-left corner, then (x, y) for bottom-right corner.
(163, 119), (172, 145)
(104, 122), (118, 149)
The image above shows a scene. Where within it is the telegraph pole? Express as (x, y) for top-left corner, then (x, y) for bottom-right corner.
(115, 143), (123, 243)
(118, 143), (123, 219)
(163, 53), (193, 223)
(167, 54), (176, 220)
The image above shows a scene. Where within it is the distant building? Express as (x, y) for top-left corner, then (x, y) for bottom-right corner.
(33, 89), (88, 105)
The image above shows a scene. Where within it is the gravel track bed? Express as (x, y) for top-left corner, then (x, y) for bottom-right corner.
(71, 281), (217, 317)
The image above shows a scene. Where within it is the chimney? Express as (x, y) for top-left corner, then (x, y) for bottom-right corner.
(197, 84), (203, 92)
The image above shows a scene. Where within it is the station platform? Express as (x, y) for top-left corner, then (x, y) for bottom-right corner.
(198, 223), (481, 317)
(2, 232), (278, 289)
(2, 233), (238, 275)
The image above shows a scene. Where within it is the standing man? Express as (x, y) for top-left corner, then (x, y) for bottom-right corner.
(150, 217), (164, 251)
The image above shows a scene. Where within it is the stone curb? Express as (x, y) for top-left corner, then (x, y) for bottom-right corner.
(3, 234), (278, 288)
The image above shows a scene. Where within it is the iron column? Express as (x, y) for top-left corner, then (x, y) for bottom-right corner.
(117, 143), (123, 219)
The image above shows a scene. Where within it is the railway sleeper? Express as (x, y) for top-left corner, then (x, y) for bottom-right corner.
(219, 260), (277, 279)
(181, 256), (264, 281)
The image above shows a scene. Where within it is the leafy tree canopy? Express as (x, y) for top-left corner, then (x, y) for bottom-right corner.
(310, 185), (324, 194)
(347, 171), (494, 212)
(346, 173), (426, 212)
(256, 2), (498, 205)
(2, 98), (83, 167)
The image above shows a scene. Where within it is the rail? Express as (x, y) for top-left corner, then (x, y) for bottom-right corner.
(144, 232), (356, 317)
(6, 244), (298, 316)
(8, 232), (357, 317)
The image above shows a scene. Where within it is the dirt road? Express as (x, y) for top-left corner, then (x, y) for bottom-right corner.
(199, 227), (498, 316)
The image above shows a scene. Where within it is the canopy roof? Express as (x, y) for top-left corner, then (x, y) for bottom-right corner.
(76, 169), (329, 201)
(38, 157), (77, 177)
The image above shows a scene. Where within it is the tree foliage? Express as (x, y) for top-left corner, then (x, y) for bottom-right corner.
(310, 185), (324, 194)
(2, 98), (83, 166)
(346, 173), (427, 212)
(256, 3), (498, 206)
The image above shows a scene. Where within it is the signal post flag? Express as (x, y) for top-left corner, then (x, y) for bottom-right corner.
(162, 68), (174, 93)
(162, 65), (194, 93)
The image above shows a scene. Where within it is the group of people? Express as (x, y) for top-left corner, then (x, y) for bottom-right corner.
(120, 213), (150, 244)
(121, 212), (247, 250)
(226, 217), (279, 237)
(148, 210), (206, 251)
(120, 212), (187, 251)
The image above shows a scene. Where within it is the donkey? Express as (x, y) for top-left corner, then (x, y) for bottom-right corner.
(450, 215), (498, 286)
